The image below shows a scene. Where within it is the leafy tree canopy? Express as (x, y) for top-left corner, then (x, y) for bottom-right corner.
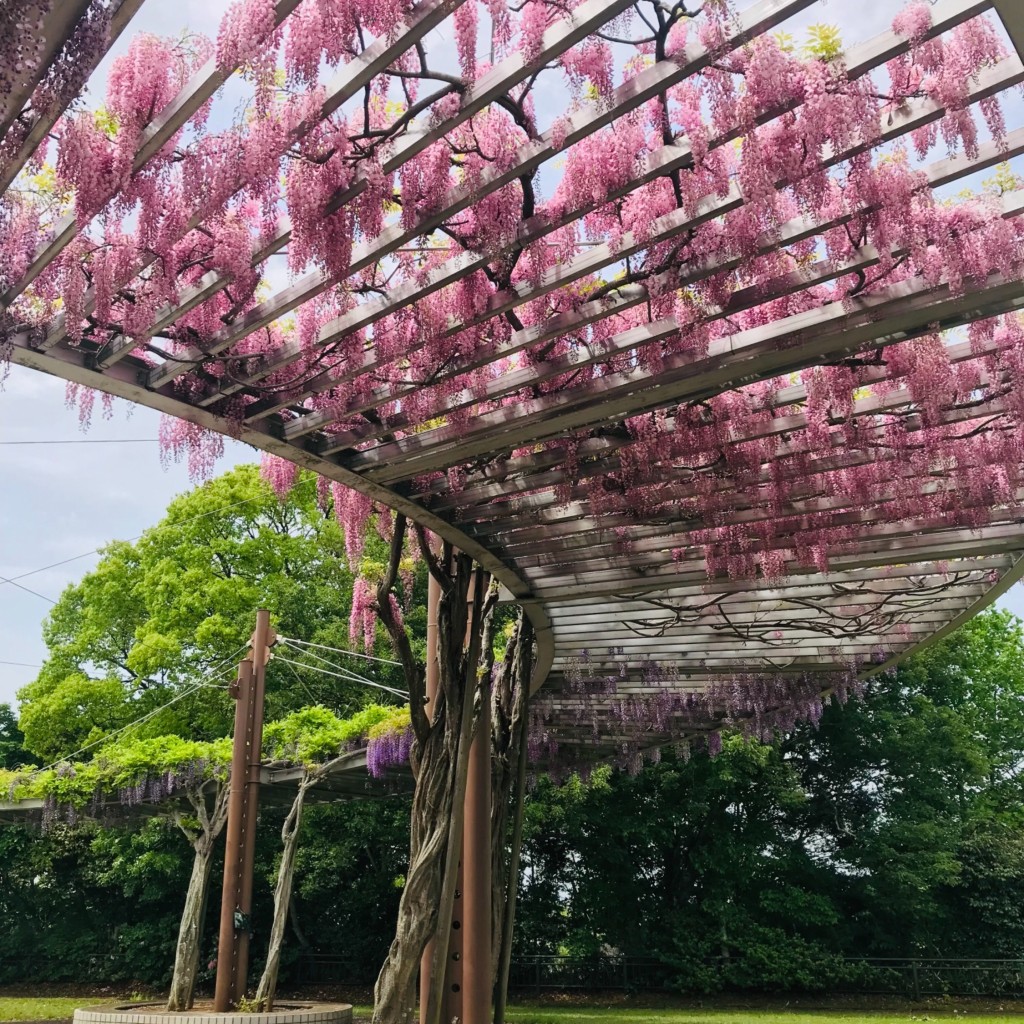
(518, 609), (1024, 982)
(16, 465), (421, 761)
(0, 704), (35, 770)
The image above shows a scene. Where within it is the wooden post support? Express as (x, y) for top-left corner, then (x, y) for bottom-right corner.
(234, 608), (273, 1003)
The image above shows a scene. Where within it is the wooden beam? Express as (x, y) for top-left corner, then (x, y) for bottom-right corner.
(0, 0), (147, 196)
(3, 0), (305, 308)
(1, 328), (553, 674)
(208, 0), (992, 415)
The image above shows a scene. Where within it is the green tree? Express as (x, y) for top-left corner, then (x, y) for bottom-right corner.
(517, 609), (1024, 988)
(789, 609), (1024, 958)
(17, 465), (417, 761)
(0, 703), (36, 769)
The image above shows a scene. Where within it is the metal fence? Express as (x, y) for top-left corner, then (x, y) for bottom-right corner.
(287, 954), (1024, 999)
(834, 957), (1024, 999)
(3, 951), (1024, 998)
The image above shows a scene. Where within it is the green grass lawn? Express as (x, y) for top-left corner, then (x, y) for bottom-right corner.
(501, 1010), (1024, 1024)
(5, 999), (1024, 1023)
(0, 998), (84, 1021)
(354, 1005), (1024, 1024)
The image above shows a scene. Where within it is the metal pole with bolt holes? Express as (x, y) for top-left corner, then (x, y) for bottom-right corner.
(234, 608), (274, 1004)
(214, 609), (275, 1010)
(214, 658), (254, 1011)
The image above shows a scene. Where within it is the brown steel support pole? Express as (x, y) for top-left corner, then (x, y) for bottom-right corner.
(234, 608), (272, 1004)
(214, 658), (254, 1012)
(445, 572), (477, 1024)
(448, 857), (465, 1020)
(419, 573), (441, 1024)
(463, 677), (492, 1024)
(494, 684), (530, 1024)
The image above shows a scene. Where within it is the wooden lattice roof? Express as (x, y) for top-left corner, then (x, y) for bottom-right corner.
(4, 0), (1024, 765)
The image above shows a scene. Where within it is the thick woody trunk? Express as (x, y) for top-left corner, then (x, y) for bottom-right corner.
(490, 618), (533, 1022)
(167, 836), (216, 1010)
(254, 776), (311, 1010)
(168, 780), (229, 1011)
(372, 536), (493, 1024)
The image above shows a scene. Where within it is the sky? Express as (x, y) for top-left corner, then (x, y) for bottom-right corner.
(1, 0), (1024, 709)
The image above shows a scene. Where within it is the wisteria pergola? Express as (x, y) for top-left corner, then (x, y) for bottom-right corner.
(4, 0), (1024, 1018)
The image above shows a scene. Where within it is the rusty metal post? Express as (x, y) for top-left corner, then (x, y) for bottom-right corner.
(419, 573), (441, 1024)
(463, 675), (492, 1024)
(444, 572), (477, 1024)
(214, 658), (254, 1012)
(233, 607), (272, 1003)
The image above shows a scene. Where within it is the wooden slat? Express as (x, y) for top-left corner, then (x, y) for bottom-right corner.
(463, 401), (1013, 543)
(42, 0), (469, 361)
(530, 524), (1024, 601)
(144, 0), (647, 389)
(3, 0), (305, 309)
(222, 0), (994, 419)
(354, 267), (1024, 482)
(547, 577), (997, 622)
(553, 612), (976, 642)
(0, 0), (147, 197)
(328, 191), (1024, 459)
(539, 558), (1013, 613)
(513, 501), (1024, 587)
(250, 31), (1023, 429)
(430, 331), (1011, 515)
(502, 475), (1024, 570)
(330, 125), (1024, 464)
(0, 0), (94, 137)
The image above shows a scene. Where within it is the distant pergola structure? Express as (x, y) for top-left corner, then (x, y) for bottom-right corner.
(0, 749), (411, 827)
(3, 0), (1024, 765)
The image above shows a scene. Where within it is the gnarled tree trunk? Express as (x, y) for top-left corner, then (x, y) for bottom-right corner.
(168, 779), (230, 1010)
(490, 616), (534, 1023)
(254, 773), (313, 1010)
(371, 520), (497, 1024)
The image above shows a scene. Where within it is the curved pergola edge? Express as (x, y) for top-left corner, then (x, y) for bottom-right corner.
(5, 330), (558, 694)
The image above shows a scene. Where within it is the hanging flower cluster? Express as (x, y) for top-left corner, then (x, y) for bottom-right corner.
(4, 0), (1024, 754)
(527, 652), (867, 779)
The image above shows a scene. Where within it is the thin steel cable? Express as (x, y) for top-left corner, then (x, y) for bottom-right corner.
(203, 643), (251, 682)
(0, 574), (57, 605)
(276, 641), (395, 687)
(280, 651), (323, 708)
(273, 653), (408, 701)
(278, 635), (401, 666)
(277, 638), (402, 687)
(1, 477), (322, 596)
